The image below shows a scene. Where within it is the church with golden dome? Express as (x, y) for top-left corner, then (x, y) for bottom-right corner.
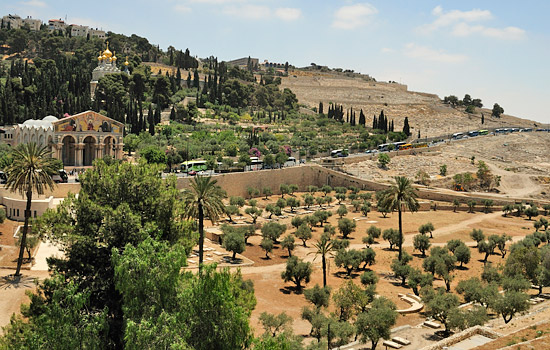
(89, 42), (130, 98)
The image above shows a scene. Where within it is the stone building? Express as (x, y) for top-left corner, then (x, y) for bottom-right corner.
(2, 111), (124, 167)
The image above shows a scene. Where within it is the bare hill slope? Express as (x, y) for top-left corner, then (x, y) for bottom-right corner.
(281, 72), (537, 137)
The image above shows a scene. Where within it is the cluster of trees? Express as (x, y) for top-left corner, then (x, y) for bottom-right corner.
(453, 160), (500, 191)
(443, 94), (483, 110)
(0, 56), (92, 124)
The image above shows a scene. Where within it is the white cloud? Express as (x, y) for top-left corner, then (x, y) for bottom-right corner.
(275, 8), (301, 21)
(421, 6), (492, 32)
(174, 4), (192, 13)
(223, 5), (270, 20)
(19, 0), (47, 8)
(404, 43), (468, 64)
(420, 6), (525, 41)
(452, 23), (526, 40)
(381, 47), (394, 53)
(332, 3), (378, 30)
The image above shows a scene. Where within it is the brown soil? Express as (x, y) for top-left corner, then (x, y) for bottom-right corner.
(231, 193), (546, 339)
(0, 217), (36, 269)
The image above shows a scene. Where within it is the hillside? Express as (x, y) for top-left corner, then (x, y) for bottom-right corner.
(281, 71), (537, 137)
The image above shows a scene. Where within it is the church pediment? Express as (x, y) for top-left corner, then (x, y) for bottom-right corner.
(53, 111), (123, 134)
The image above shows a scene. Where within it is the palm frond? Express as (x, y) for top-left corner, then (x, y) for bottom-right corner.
(6, 143), (57, 196)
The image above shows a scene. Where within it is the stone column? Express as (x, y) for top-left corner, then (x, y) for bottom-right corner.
(117, 143), (124, 160)
(75, 144), (84, 166)
(95, 144), (103, 160)
(56, 143), (63, 160)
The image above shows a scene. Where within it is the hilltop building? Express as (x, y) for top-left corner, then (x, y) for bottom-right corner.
(1, 111), (124, 167)
(90, 43), (129, 97)
(48, 18), (66, 31)
(1, 15), (41, 31)
(227, 57), (259, 69)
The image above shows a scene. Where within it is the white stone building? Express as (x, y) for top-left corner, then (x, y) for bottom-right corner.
(89, 28), (106, 39)
(22, 16), (41, 31)
(70, 24), (89, 37)
(1, 14), (22, 29)
(48, 18), (66, 31)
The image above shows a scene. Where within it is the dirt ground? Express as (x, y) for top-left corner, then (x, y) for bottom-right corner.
(344, 132), (550, 201)
(0, 218), (37, 270)
(222, 193), (547, 342)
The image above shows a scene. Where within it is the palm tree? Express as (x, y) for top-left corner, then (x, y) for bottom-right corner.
(181, 176), (226, 271)
(6, 143), (57, 278)
(381, 176), (419, 261)
(310, 234), (334, 287)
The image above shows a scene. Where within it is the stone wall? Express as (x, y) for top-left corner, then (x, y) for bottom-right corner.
(419, 326), (501, 350)
(1, 163), (548, 218)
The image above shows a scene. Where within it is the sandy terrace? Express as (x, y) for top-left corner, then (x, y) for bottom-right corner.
(345, 132), (550, 200)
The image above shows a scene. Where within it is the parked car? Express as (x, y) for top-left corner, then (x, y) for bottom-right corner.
(52, 169), (68, 183)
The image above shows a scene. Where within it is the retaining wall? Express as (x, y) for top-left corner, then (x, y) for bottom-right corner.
(0, 164), (548, 216)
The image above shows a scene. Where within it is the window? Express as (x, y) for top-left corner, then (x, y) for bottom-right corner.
(17, 209), (20, 217)
(9, 208), (12, 217)
(34, 210), (37, 218)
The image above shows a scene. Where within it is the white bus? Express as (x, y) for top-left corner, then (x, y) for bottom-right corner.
(181, 160), (207, 173)
(249, 157), (263, 170)
(330, 149), (348, 158)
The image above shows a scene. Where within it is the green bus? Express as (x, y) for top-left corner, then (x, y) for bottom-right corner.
(478, 129), (489, 135)
(181, 160), (208, 173)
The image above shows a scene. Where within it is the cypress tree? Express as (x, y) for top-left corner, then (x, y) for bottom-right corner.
(319, 101), (324, 115)
(359, 109), (365, 126)
(170, 106), (176, 121)
(481, 113), (484, 124)
(403, 117), (411, 136)
(373, 115), (377, 130)
(193, 69), (199, 88)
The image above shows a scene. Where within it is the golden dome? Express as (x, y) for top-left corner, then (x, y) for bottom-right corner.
(102, 42), (112, 58)
(112, 51), (117, 61)
(97, 51), (103, 61)
(124, 56), (129, 66)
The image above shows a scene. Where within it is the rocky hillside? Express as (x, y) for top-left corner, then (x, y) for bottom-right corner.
(281, 71), (537, 138)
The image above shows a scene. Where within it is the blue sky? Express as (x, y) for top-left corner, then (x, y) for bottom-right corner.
(3, 0), (549, 123)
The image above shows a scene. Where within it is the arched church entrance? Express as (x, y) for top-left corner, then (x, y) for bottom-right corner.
(83, 136), (96, 166)
(61, 135), (76, 166)
(103, 136), (116, 157)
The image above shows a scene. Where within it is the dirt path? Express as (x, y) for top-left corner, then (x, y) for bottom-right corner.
(487, 162), (542, 198)
(428, 211), (502, 238)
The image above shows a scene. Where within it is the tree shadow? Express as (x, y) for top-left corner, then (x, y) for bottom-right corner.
(279, 286), (303, 295)
(456, 265), (469, 271)
(424, 332), (446, 342)
(0, 274), (37, 290)
(222, 257), (243, 264)
(333, 271), (360, 279)
(383, 247), (397, 252)
(413, 253), (427, 259)
(260, 256), (272, 261)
